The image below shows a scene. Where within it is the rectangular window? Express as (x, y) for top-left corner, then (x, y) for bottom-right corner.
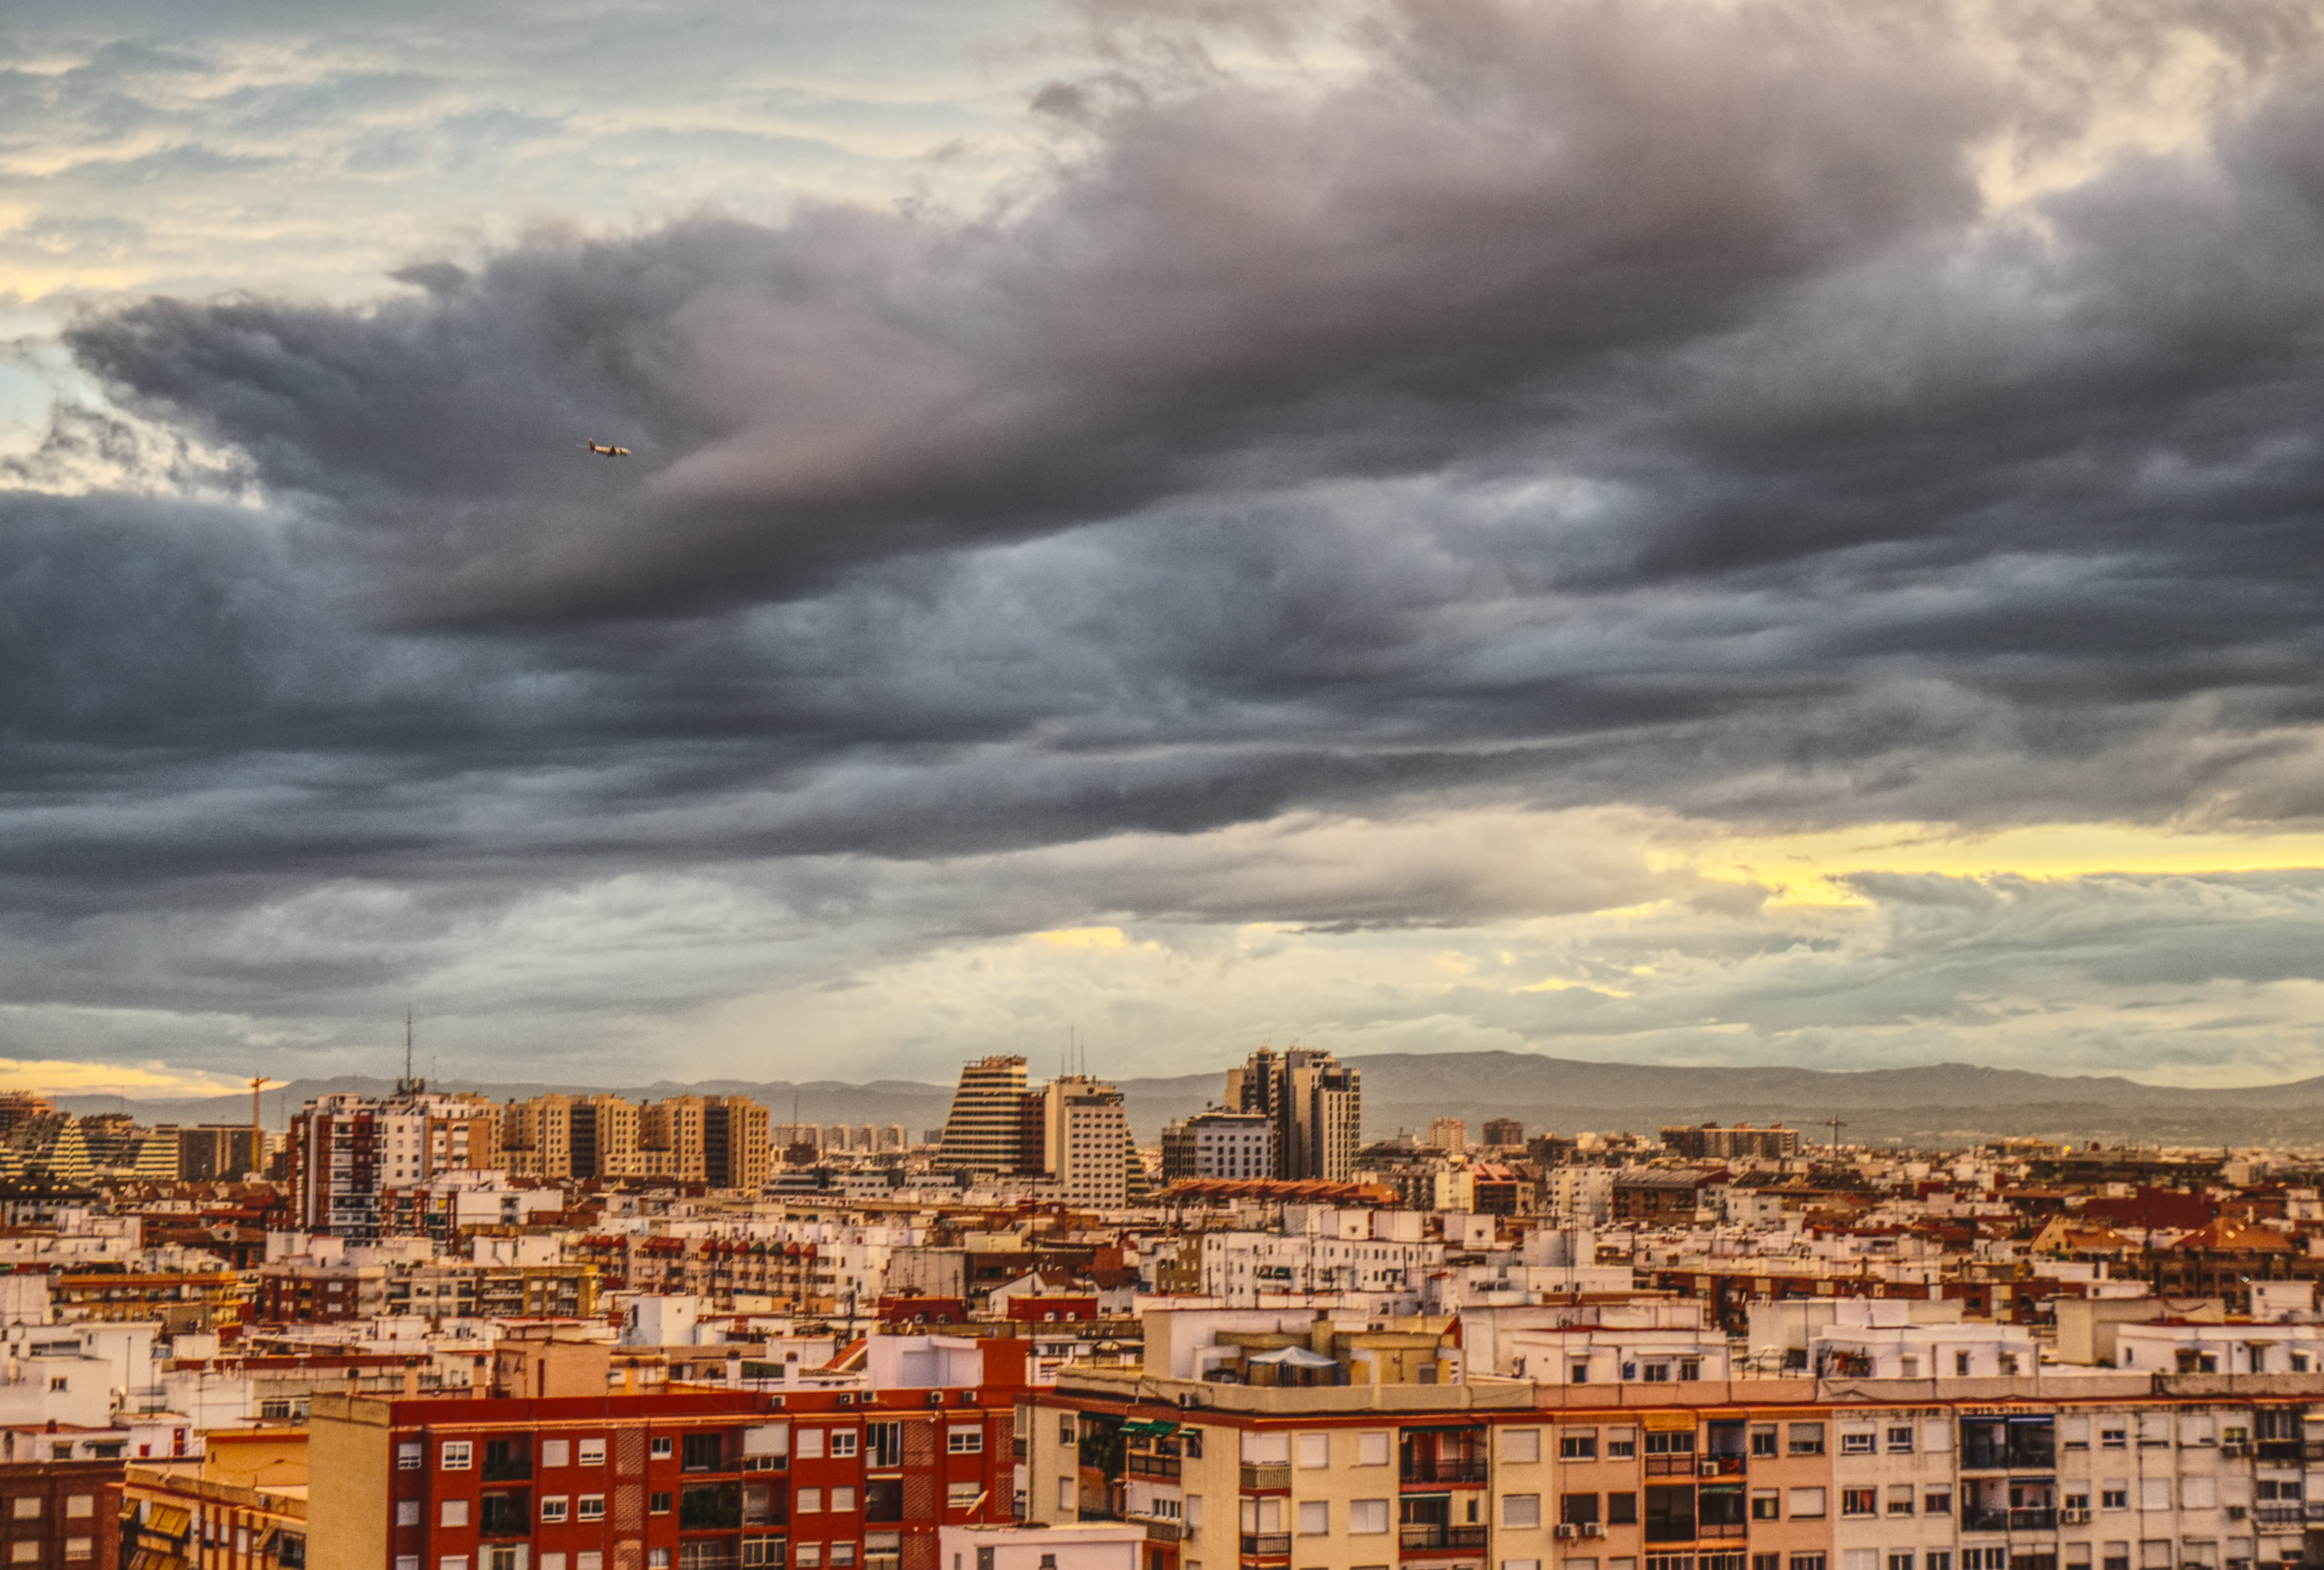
(1358, 1432), (1390, 1467)
(2101, 1486), (2128, 1512)
(542, 1441), (570, 1469)
(1924, 1492), (1951, 1516)
(797, 1551), (823, 1570)
(832, 1488), (857, 1514)
(1351, 1501), (1390, 1535)
(797, 1431), (825, 1460)
(1788, 1490), (1826, 1521)
(947, 1430), (983, 1455)
(2100, 1429), (2127, 1451)
(650, 1493), (673, 1515)
(442, 1442), (473, 1471)
(1298, 1502), (1328, 1536)
(1789, 1425), (1825, 1457)
(1842, 1491), (1877, 1519)
(1927, 1556), (1951, 1570)
(1887, 1428), (1914, 1454)
(1750, 1427), (1777, 1459)
(1889, 1557), (1914, 1570)
(1608, 1495), (1638, 1527)
(1791, 1557), (1827, 1570)
(1886, 1488), (1914, 1517)
(798, 1490), (823, 1515)
(651, 1437), (675, 1461)
(946, 1482), (979, 1510)
(62, 1543), (88, 1564)
(684, 1433), (727, 1473)
(1606, 1430), (1638, 1460)
(1297, 1434), (1329, 1470)
(1562, 1431), (1599, 1461)
(1750, 1494), (1778, 1523)
(542, 1499), (568, 1523)
(399, 1443), (423, 1471)
(441, 1560), (469, 1570)
(1505, 1495), (1542, 1530)
(398, 1502), (421, 1527)
(1505, 1430), (1542, 1464)
(829, 1432), (858, 1459)
(1564, 1495), (1602, 1528)
(442, 1502), (470, 1529)
(577, 1497), (605, 1522)
(579, 1556), (603, 1570)
(1841, 1433), (1876, 1456)
(579, 1439), (606, 1467)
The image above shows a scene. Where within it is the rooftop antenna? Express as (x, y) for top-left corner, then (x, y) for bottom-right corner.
(1826, 1117), (1847, 1160)
(397, 1008), (423, 1097)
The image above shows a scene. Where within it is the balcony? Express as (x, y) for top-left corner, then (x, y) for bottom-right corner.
(1697, 1523), (1749, 1541)
(1400, 1525), (1490, 1553)
(1140, 1521), (1186, 1543)
(1240, 1534), (1291, 1558)
(1129, 1454), (1183, 1481)
(479, 1493), (530, 1538)
(1401, 1460), (1490, 1487)
(1647, 1456), (1699, 1478)
(2254, 1505), (2304, 1527)
(1241, 1463), (1290, 1491)
(2256, 1442), (2308, 1465)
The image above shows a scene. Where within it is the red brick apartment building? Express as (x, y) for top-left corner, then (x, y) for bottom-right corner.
(0, 1460), (121, 1570)
(309, 1380), (1022, 1570)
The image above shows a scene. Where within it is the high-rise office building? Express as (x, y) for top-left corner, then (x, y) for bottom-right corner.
(938, 1056), (1032, 1175)
(1224, 1045), (1362, 1181)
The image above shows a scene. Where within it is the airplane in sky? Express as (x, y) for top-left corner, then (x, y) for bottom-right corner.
(580, 440), (632, 457)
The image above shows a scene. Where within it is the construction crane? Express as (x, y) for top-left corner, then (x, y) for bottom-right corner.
(249, 1075), (276, 1178)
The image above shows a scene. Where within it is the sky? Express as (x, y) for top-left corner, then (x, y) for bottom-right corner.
(8, 0), (2324, 1098)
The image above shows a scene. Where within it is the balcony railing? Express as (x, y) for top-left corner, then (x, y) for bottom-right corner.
(1141, 1521), (1186, 1543)
(1240, 1534), (1290, 1558)
(1646, 1456), (1699, 1478)
(1962, 1507), (2058, 1534)
(1698, 1522), (1749, 1540)
(1400, 1525), (1490, 1553)
(1129, 1454), (1182, 1480)
(2253, 1505), (2304, 1527)
(1402, 1460), (1490, 1486)
(1241, 1463), (1290, 1491)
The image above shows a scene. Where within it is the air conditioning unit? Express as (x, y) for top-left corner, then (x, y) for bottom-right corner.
(1583, 1525), (1607, 1538)
(928, 1392), (945, 1406)
(838, 1393), (856, 1406)
(1556, 1526), (1579, 1541)
(1700, 1462), (1721, 1477)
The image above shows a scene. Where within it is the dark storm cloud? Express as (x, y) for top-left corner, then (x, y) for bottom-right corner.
(16, 0), (2324, 1074)
(66, 0), (1992, 621)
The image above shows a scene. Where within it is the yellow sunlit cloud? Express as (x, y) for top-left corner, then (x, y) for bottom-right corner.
(1033, 925), (1128, 949)
(1662, 821), (2324, 906)
(0, 1059), (245, 1099)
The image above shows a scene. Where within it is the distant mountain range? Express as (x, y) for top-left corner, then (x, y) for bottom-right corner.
(53, 1053), (2324, 1149)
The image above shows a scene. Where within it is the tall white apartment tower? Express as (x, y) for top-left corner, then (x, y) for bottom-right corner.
(1042, 1075), (1131, 1209)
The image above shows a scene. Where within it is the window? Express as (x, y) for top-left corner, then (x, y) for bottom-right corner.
(1608, 1495), (1638, 1526)
(62, 1543), (88, 1564)
(1562, 1431), (1599, 1461)
(1887, 1487), (1915, 1517)
(2136, 1415), (2170, 1449)
(8, 1502), (35, 1521)
(651, 1437), (675, 1461)
(9, 1545), (33, 1565)
(1358, 1432), (1390, 1467)
(797, 1552), (823, 1570)
(577, 1496), (605, 1521)
(2138, 1480), (2170, 1512)
(579, 1556), (604, 1570)
(1791, 1557), (1827, 1570)
(1842, 1491), (1877, 1519)
(399, 1443), (423, 1471)
(1297, 1434), (1329, 1469)
(1842, 1432), (1877, 1456)
(1351, 1500), (1390, 1535)
(1056, 1420), (1075, 1447)
(1643, 1487), (1694, 1544)
(650, 1554), (671, 1570)
(947, 1482), (980, 1510)
(543, 1441), (570, 1468)
(832, 1488), (857, 1515)
(2100, 1428), (2127, 1451)
(1788, 1490), (1826, 1521)
(1755, 1558), (1780, 1570)
(1789, 1425), (1825, 1457)
(442, 1442), (473, 1471)
(1505, 1430), (1542, 1464)
(441, 1560), (469, 1570)
(829, 1432), (859, 1460)
(1505, 1497), (1542, 1530)
(651, 1493), (674, 1515)
(948, 1429), (983, 1455)
(685, 1433), (727, 1473)
(798, 1430), (826, 1460)
(1057, 1479), (1073, 1512)
(1927, 1557), (1951, 1570)
(442, 1502), (470, 1529)
(543, 1560), (566, 1570)
(832, 1550), (855, 1570)
(398, 1502), (421, 1527)
(2101, 1485), (2128, 1512)
(1749, 1492), (1779, 1522)
(1680, 1360), (1701, 1382)
(799, 1490), (824, 1514)
(1887, 1428), (1914, 1454)
(542, 1498), (568, 1523)
(1750, 1426), (1777, 1459)
(1889, 1558), (1914, 1570)
(1606, 1430), (1638, 1460)
(2103, 1547), (2128, 1570)
(398, 1559), (421, 1570)
(1925, 1491), (1951, 1516)
(1298, 1502), (1328, 1536)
